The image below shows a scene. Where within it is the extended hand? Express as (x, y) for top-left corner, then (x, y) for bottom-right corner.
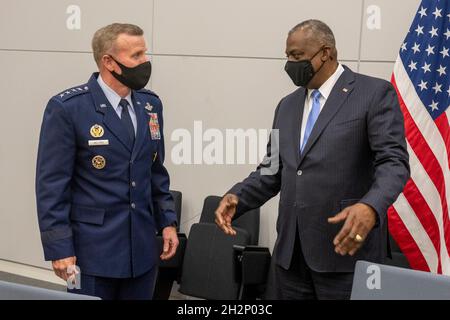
(160, 226), (179, 260)
(215, 194), (238, 236)
(328, 203), (377, 256)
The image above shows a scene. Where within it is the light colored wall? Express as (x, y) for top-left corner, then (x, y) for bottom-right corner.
(0, 0), (420, 270)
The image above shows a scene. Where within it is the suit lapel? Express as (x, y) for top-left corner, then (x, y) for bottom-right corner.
(297, 68), (355, 167)
(131, 93), (148, 161)
(88, 74), (133, 152)
(289, 89), (307, 165)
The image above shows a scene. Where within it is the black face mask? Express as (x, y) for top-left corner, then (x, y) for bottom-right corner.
(109, 56), (152, 90)
(284, 47), (325, 87)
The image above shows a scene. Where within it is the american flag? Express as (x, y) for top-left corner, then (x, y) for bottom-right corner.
(389, 0), (450, 274)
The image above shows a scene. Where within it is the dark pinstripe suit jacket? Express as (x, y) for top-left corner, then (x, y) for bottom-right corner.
(228, 66), (410, 272)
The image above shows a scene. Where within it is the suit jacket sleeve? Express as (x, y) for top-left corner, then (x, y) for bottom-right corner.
(36, 97), (76, 261)
(150, 101), (177, 231)
(227, 100), (284, 218)
(360, 81), (410, 225)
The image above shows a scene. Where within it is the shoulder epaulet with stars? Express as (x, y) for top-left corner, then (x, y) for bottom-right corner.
(137, 88), (159, 99)
(56, 85), (90, 102)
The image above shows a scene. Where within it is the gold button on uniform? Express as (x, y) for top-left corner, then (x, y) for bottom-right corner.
(92, 155), (106, 170)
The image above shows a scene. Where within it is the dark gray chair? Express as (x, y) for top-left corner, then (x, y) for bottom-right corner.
(171, 190), (182, 233)
(179, 223), (251, 300)
(199, 195), (260, 245)
(178, 195), (269, 300)
(233, 245), (271, 300)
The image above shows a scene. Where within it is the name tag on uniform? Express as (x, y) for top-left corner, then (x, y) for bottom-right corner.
(88, 139), (109, 146)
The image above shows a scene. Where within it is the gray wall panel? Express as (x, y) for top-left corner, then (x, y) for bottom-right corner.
(0, 0), (154, 52)
(153, 0), (363, 60)
(359, 61), (395, 81)
(360, 0), (420, 61)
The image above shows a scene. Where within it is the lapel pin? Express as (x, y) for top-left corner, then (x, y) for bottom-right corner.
(100, 104), (107, 108)
(343, 88), (348, 93)
(145, 103), (153, 112)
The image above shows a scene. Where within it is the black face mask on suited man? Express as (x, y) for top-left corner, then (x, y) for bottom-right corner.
(109, 56), (152, 90)
(284, 47), (325, 87)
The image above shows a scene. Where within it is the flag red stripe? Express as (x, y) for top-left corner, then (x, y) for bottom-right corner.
(388, 206), (431, 272)
(391, 75), (450, 257)
(434, 113), (450, 170)
(402, 179), (442, 273)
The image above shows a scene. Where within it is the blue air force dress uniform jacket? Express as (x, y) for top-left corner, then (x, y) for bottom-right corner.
(36, 73), (177, 278)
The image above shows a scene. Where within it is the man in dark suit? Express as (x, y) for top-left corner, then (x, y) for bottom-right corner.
(215, 20), (410, 299)
(36, 23), (178, 299)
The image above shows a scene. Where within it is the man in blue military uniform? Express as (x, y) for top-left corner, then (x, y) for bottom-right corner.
(35, 23), (179, 300)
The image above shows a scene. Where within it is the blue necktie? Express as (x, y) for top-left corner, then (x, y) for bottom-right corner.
(300, 89), (321, 153)
(119, 99), (135, 146)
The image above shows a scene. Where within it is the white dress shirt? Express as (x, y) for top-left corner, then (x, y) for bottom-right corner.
(299, 64), (345, 149)
(97, 74), (137, 135)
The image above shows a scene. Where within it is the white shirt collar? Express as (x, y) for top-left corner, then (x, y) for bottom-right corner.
(97, 74), (133, 112)
(307, 64), (345, 100)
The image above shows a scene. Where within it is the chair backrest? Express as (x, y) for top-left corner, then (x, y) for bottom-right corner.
(351, 260), (450, 300)
(233, 208), (260, 245)
(0, 280), (100, 300)
(170, 190), (182, 232)
(199, 195), (221, 223)
(179, 223), (250, 300)
(199, 195), (260, 245)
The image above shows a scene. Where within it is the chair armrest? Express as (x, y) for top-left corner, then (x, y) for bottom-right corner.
(233, 245), (271, 285)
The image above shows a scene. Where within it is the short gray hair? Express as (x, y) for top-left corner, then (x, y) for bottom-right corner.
(289, 19), (336, 48)
(92, 23), (144, 66)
